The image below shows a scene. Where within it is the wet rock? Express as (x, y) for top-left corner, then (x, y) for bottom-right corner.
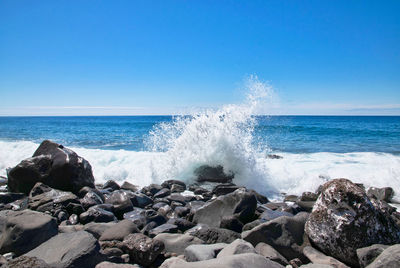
(255, 242), (289, 266)
(184, 243), (227, 262)
(248, 189), (269, 204)
(303, 246), (349, 268)
(217, 239), (256, 258)
(84, 222), (117, 239)
(123, 207), (147, 228)
(242, 212), (310, 262)
(142, 184), (163, 196)
(154, 188), (171, 199)
(80, 205), (117, 224)
(148, 223), (179, 237)
(0, 209), (58, 256)
(284, 195), (298, 202)
(305, 179), (400, 266)
(105, 190), (134, 219)
(194, 165), (234, 183)
(130, 193), (153, 208)
(267, 154), (283, 159)
(173, 206), (190, 218)
(364, 244), (400, 268)
(160, 253), (284, 268)
(123, 233), (164, 266)
(186, 224), (240, 244)
(367, 187), (394, 202)
(161, 180), (186, 190)
(167, 218), (195, 232)
(25, 231), (104, 268)
(220, 215), (243, 232)
(0, 192), (25, 205)
(153, 233), (204, 255)
(212, 183), (240, 196)
(103, 180), (120, 191)
(99, 219), (139, 241)
(167, 193), (189, 204)
(96, 262), (141, 268)
(259, 209), (293, 222)
(81, 190), (103, 209)
(7, 140), (95, 194)
(242, 219), (262, 231)
(171, 184), (186, 193)
(356, 244), (389, 268)
(5, 256), (50, 268)
(300, 192), (318, 201)
(193, 189), (257, 227)
(120, 181), (139, 192)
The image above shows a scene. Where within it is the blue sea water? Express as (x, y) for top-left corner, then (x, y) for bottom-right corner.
(0, 116), (399, 154)
(1, 115), (400, 198)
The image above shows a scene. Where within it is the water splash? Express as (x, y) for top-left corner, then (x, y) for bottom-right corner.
(145, 75), (277, 193)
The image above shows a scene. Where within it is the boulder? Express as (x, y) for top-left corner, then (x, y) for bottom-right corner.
(364, 244), (400, 268)
(123, 233), (164, 266)
(212, 184), (240, 196)
(99, 219), (139, 241)
(242, 212), (310, 262)
(220, 215), (243, 233)
(303, 246), (349, 268)
(167, 218), (195, 232)
(148, 223), (179, 238)
(186, 224), (240, 244)
(153, 233), (204, 255)
(259, 209), (293, 222)
(154, 189), (171, 199)
(130, 193), (153, 208)
(305, 179), (400, 266)
(102, 180), (120, 191)
(96, 262), (141, 268)
(161, 180), (186, 190)
(120, 181), (139, 192)
(217, 239), (256, 258)
(84, 222), (116, 239)
(184, 243), (227, 262)
(194, 165), (233, 183)
(80, 190), (104, 210)
(25, 231), (104, 268)
(160, 253), (284, 268)
(193, 189), (257, 227)
(356, 244), (389, 268)
(5, 256), (50, 268)
(0, 209), (58, 256)
(80, 205), (117, 224)
(255, 242), (289, 266)
(7, 140), (95, 194)
(105, 190), (134, 219)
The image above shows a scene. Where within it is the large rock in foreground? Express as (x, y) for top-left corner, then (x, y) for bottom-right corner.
(305, 179), (400, 267)
(194, 165), (233, 183)
(7, 140), (95, 194)
(25, 231), (104, 268)
(0, 209), (58, 256)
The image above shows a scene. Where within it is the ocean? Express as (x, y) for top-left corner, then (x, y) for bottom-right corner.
(1, 114), (399, 200)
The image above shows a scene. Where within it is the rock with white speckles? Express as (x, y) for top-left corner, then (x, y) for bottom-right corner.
(305, 178), (400, 267)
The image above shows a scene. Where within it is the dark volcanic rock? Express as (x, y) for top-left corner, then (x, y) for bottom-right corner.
(149, 223), (179, 237)
(220, 215), (243, 233)
(303, 246), (350, 268)
(0, 192), (25, 205)
(305, 179), (400, 266)
(7, 140), (95, 194)
(130, 193), (153, 208)
(193, 189), (257, 227)
(242, 212), (310, 262)
(216, 239), (256, 258)
(167, 218), (195, 232)
(186, 224), (240, 244)
(184, 243), (227, 262)
(259, 209), (293, 222)
(154, 233), (204, 255)
(6, 256), (50, 268)
(81, 190), (104, 210)
(123, 233), (164, 266)
(0, 209), (58, 256)
(120, 181), (139, 192)
(363, 244), (400, 268)
(25, 231), (104, 268)
(154, 188), (171, 199)
(212, 183), (240, 196)
(80, 205), (117, 224)
(356, 244), (389, 268)
(194, 165), (234, 183)
(103, 180), (120, 191)
(367, 187), (394, 202)
(105, 190), (134, 219)
(161, 180), (186, 190)
(255, 242), (289, 266)
(99, 219), (139, 241)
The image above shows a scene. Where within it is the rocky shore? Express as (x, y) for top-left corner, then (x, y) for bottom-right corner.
(0, 140), (399, 268)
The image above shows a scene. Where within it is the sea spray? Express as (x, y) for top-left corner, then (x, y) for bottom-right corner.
(144, 75), (277, 193)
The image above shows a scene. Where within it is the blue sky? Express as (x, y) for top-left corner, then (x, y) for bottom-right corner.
(1, 1), (399, 115)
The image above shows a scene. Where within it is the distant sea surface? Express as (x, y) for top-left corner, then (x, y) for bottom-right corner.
(1, 116), (400, 199)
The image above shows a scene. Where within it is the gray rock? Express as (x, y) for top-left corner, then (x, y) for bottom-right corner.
(255, 242), (289, 266)
(160, 253), (284, 268)
(120, 181), (139, 192)
(364, 244), (400, 268)
(217, 239), (256, 258)
(130, 193), (153, 208)
(0, 209), (58, 256)
(186, 224), (240, 244)
(303, 246), (349, 268)
(167, 218), (195, 232)
(299, 265), (333, 268)
(148, 223), (179, 238)
(259, 209), (293, 222)
(154, 188), (171, 199)
(80, 190), (103, 210)
(153, 233), (204, 255)
(356, 244), (389, 268)
(25, 231), (103, 268)
(184, 243), (227, 262)
(99, 219), (139, 241)
(194, 165), (234, 183)
(300, 192), (318, 201)
(96, 262), (141, 268)
(7, 140), (94, 194)
(242, 212), (310, 262)
(193, 188), (256, 227)
(84, 222), (116, 239)
(5, 256), (50, 268)
(80, 205), (117, 224)
(212, 184), (240, 196)
(305, 179), (400, 266)
(367, 187), (394, 202)
(102, 180), (120, 191)
(58, 224), (84, 233)
(123, 233), (164, 266)
(105, 190), (134, 219)
(171, 184), (186, 193)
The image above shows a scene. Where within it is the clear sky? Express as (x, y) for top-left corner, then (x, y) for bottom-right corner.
(1, 1), (399, 115)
